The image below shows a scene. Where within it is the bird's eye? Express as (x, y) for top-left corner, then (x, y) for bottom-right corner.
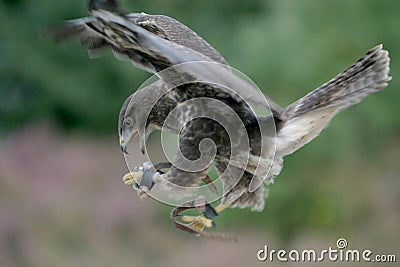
(124, 119), (132, 127)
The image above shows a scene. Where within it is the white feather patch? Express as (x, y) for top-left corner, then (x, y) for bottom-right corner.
(276, 107), (339, 156)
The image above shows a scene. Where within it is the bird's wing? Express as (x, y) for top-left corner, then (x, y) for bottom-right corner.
(45, 12), (228, 64)
(44, 15), (158, 74)
(125, 13), (229, 65)
(275, 45), (391, 157)
(45, 8), (282, 117)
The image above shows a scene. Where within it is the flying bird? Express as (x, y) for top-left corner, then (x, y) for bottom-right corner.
(46, 0), (391, 238)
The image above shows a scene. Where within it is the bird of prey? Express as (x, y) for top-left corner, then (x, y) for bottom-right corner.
(47, 0), (391, 238)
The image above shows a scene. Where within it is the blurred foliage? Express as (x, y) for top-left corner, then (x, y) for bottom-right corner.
(1, 0), (399, 250)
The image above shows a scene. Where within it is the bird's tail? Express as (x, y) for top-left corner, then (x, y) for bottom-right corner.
(272, 45), (391, 159)
(282, 44), (391, 120)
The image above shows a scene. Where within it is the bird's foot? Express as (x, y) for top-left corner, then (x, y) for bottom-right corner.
(183, 215), (215, 234)
(176, 199), (217, 235)
(123, 161), (219, 196)
(122, 162), (161, 200)
(171, 196), (239, 241)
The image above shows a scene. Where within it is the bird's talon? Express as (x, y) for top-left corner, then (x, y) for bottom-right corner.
(122, 171), (143, 185)
(137, 186), (150, 200)
(196, 216), (213, 229)
(181, 215), (214, 230)
(191, 222), (205, 232)
(122, 162), (163, 202)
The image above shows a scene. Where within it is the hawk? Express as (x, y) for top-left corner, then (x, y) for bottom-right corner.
(47, 0), (391, 238)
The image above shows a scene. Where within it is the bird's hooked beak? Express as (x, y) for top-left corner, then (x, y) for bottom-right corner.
(120, 129), (137, 155)
(120, 137), (129, 154)
(119, 129), (146, 155)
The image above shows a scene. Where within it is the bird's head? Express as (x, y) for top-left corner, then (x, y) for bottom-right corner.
(118, 80), (167, 156)
(118, 93), (148, 155)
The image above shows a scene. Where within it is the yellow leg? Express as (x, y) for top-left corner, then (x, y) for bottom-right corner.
(181, 215), (213, 228)
(179, 201), (231, 231)
(122, 171), (142, 185)
(214, 202), (230, 213)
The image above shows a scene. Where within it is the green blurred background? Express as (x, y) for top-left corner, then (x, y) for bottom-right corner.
(0, 0), (399, 266)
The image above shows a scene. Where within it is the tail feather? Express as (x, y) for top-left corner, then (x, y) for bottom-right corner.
(282, 44), (391, 120)
(275, 45), (391, 157)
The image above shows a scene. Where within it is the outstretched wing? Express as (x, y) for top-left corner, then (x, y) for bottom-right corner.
(45, 6), (282, 117)
(45, 11), (228, 65)
(276, 45), (391, 157)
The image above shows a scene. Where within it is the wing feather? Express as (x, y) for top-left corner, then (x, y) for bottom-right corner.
(45, 8), (282, 117)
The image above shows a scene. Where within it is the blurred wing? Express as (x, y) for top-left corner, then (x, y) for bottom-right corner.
(45, 15), (159, 73)
(276, 45), (391, 157)
(96, 9), (282, 116)
(126, 13), (229, 65)
(45, 8), (283, 117)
